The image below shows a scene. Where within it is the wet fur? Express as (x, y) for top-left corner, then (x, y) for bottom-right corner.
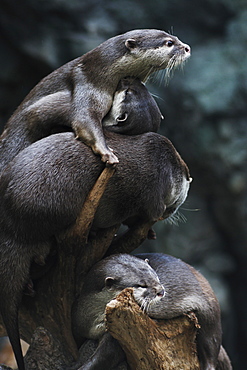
(0, 29), (190, 171)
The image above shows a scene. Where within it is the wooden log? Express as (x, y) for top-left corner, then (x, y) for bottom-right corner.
(106, 288), (200, 370)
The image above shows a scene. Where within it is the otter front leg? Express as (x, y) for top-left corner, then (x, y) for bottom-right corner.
(72, 116), (119, 165)
(71, 67), (119, 165)
(78, 333), (126, 370)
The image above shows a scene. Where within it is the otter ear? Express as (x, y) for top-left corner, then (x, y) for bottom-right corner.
(105, 277), (115, 288)
(145, 258), (150, 265)
(116, 112), (128, 122)
(125, 39), (137, 50)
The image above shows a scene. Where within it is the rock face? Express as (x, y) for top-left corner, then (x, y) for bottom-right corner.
(0, 0), (246, 368)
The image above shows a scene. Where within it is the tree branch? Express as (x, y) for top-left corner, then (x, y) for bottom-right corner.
(106, 220), (155, 256)
(58, 166), (116, 250)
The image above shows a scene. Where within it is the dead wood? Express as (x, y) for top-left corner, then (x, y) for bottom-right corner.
(106, 288), (200, 370)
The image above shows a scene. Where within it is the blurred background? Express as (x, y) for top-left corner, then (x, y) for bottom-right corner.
(0, 0), (246, 368)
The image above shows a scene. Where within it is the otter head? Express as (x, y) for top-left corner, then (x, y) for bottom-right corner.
(119, 29), (191, 81)
(103, 77), (163, 135)
(102, 254), (165, 311)
(72, 254), (165, 342)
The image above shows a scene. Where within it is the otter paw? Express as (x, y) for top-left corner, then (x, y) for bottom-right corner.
(101, 151), (119, 165)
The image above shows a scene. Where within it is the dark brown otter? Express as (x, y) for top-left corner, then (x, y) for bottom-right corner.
(72, 254), (165, 342)
(103, 77), (163, 135)
(0, 29), (190, 172)
(72, 253), (232, 370)
(0, 130), (190, 370)
(137, 253), (232, 370)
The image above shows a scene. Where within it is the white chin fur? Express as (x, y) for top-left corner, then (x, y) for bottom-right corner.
(103, 91), (126, 127)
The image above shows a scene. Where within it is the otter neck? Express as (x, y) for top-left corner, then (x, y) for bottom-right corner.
(81, 45), (154, 91)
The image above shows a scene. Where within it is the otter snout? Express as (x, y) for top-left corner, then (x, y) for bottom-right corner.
(183, 43), (191, 55)
(157, 286), (165, 298)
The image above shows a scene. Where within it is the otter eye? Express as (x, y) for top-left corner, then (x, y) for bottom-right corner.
(133, 284), (147, 288)
(116, 113), (128, 122)
(166, 40), (174, 47)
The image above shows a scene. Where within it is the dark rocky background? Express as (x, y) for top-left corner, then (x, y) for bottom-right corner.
(0, 0), (246, 368)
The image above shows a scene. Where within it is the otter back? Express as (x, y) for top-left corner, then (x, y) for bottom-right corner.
(0, 131), (190, 240)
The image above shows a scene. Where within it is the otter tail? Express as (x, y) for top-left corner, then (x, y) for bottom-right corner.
(0, 302), (25, 370)
(0, 237), (30, 370)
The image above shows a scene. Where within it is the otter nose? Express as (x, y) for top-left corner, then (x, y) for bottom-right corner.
(184, 43), (191, 54)
(157, 287), (165, 298)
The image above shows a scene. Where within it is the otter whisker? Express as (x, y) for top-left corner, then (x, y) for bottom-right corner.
(140, 299), (147, 311)
(141, 298), (151, 313)
(177, 211), (187, 223)
(150, 69), (167, 86)
(142, 65), (157, 83)
(148, 69), (161, 85)
(166, 210), (187, 226)
(163, 52), (188, 85)
(145, 300), (151, 313)
(180, 207), (200, 212)
(150, 92), (164, 102)
(164, 55), (179, 84)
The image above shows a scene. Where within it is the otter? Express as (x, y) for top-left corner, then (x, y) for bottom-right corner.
(72, 254), (165, 343)
(0, 29), (190, 172)
(72, 253), (232, 370)
(137, 253), (232, 370)
(0, 130), (190, 370)
(103, 77), (163, 135)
